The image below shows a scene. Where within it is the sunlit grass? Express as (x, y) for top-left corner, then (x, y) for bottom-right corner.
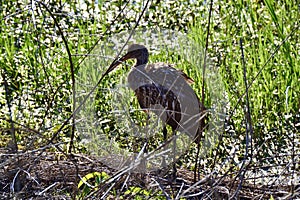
(0, 0), (299, 198)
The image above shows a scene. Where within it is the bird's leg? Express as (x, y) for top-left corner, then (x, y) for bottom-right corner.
(139, 110), (150, 184)
(163, 125), (167, 142)
(143, 109), (151, 154)
(143, 111), (150, 171)
(161, 125), (167, 168)
(171, 129), (177, 181)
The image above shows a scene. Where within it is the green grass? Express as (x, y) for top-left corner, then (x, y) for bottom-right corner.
(0, 0), (299, 198)
(186, 0), (300, 171)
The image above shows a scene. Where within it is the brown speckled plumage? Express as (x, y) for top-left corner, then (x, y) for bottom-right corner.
(108, 44), (206, 142)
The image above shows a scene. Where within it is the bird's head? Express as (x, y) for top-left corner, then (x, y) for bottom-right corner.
(103, 44), (149, 77)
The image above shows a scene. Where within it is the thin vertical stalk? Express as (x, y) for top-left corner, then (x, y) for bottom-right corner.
(1, 68), (18, 153)
(232, 38), (254, 199)
(194, 0), (213, 182)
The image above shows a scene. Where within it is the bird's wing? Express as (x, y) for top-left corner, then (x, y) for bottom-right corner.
(131, 62), (202, 138)
(147, 62), (194, 84)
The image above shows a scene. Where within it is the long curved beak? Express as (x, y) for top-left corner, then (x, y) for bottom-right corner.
(102, 59), (122, 77)
(101, 51), (135, 77)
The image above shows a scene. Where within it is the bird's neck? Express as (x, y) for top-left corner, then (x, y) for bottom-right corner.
(135, 57), (148, 66)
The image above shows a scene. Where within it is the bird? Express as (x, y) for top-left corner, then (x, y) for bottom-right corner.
(102, 44), (206, 175)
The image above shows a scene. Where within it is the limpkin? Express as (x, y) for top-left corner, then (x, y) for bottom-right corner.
(103, 44), (206, 173)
